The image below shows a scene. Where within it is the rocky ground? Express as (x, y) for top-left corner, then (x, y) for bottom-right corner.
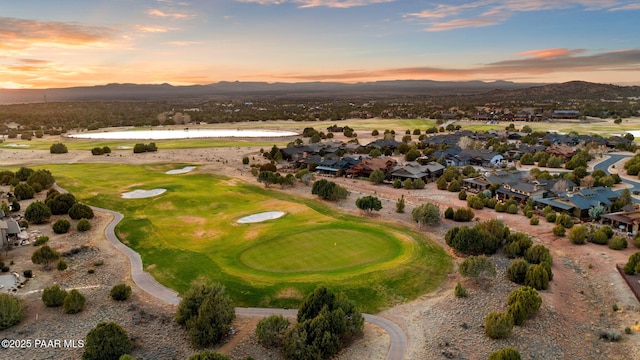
(2, 140), (640, 359)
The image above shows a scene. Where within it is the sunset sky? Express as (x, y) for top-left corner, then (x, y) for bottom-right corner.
(1, 0), (639, 89)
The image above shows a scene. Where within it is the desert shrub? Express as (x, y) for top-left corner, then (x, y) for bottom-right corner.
(552, 224), (565, 236)
(601, 226), (614, 238)
(592, 229), (610, 245)
(454, 282), (468, 298)
(453, 207), (474, 222)
(34, 235), (49, 246)
(507, 259), (530, 285)
(111, 284), (132, 301)
(91, 147), (105, 155)
(50, 143), (68, 154)
(69, 203), (94, 220)
(598, 329), (621, 342)
(459, 255), (496, 281)
(609, 236), (628, 250)
(284, 286), (364, 360)
(14, 183), (35, 200)
(506, 204), (519, 214)
(256, 314), (290, 347)
(175, 283), (236, 348)
(624, 252), (640, 275)
(556, 213), (573, 228)
(524, 264), (550, 290)
(42, 284), (68, 307)
(25, 201), (52, 224)
(504, 233), (532, 258)
(1, 266), (8, 272)
(57, 259), (68, 271)
(77, 218), (92, 232)
(467, 195), (485, 210)
(63, 289), (86, 314)
(488, 347), (522, 360)
(53, 219), (71, 234)
(82, 322), (133, 360)
(446, 225), (502, 255)
(545, 212), (556, 223)
(23, 270), (33, 278)
(484, 311), (514, 339)
(0, 294), (25, 330)
(507, 286), (542, 326)
(444, 207), (454, 219)
(568, 225), (587, 245)
(242, 157), (249, 165)
(530, 216), (539, 225)
(458, 189), (467, 200)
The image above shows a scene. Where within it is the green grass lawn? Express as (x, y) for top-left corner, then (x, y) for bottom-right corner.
(47, 163), (451, 312)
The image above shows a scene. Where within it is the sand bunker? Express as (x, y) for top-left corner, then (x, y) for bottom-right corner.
(237, 211), (285, 224)
(3, 144), (30, 147)
(122, 189), (166, 199)
(166, 166), (196, 175)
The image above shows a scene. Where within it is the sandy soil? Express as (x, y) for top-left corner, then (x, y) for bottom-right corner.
(2, 139), (640, 359)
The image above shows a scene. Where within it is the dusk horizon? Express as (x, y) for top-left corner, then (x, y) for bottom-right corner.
(2, 0), (639, 89)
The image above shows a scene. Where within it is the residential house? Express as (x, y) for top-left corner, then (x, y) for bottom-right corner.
(391, 161), (445, 183)
(346, 157), (397, 178)
(545, 144), (576, 160)
(535, 186), (619, 218)
(600, 207), (640, 234)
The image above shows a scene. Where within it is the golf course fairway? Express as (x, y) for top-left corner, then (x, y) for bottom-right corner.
(49, 163), (451, 312)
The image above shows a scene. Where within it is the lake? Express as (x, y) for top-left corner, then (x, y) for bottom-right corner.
(68, 129), (298, 140)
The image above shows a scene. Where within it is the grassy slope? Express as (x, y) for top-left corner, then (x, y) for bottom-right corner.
(47, 163), (451, 312)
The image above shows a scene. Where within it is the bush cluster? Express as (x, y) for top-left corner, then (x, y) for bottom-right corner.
(110, 284), (132, 301)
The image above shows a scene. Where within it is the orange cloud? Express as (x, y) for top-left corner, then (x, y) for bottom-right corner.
(146, 8), (194, 19)
(0, 17), (118, 50)
(516, 48), (586, 59)
(236, 0), (394, 8)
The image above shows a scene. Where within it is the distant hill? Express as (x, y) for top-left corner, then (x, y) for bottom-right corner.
(0, 80), (544, 104)
(1, 80), (638, 104)
(463, 81), (640, 103)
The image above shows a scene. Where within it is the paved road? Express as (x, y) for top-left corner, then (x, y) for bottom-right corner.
(593, 153), (640, 202)
(86, 202), (408, 360)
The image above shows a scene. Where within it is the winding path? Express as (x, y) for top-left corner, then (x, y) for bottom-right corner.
(93, 205), (408, 360)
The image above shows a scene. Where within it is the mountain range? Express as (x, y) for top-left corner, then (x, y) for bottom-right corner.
(0, 80), (638, 104)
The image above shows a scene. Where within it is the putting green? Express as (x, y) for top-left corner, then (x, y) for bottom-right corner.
(44, 163), (452, 312)
(240, 228), (399, 273)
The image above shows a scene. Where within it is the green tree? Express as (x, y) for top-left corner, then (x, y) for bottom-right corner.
(484, 311), (514, 339)
(356, 195), (383, 214)
(458, 255), (496, 282)
(311, 179), (348, 201)
(25, 201), (52, 224)
(53, 219), (71, 234)
(286, 286), (364, 360)
(46, 193), (77, 215)
(395, 195), (405, 213)
(412, 203), (440, 229)
(256, 314), (290, 347)
(82, 322), (133, 360)
(0, 293), (25, 330)
(77, 218), (92, 232)
(13, 183), (35, 200)
(257, 171), (279, 187)
(488, 347), (522, 360)
(368, 169), (385, 184)
(69, 203), (94, 220)
(176, 284), (236, 348)
(31, 245), (60, 270)
(50, 143), (68, 154)
(15, 166), (34, 181)
(588, 204), (605, 220)
(42, 284), (68, 307)
(27, 169), (55, 188)
(64, 289), (86, 314)
(110, 284), (132, 301)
